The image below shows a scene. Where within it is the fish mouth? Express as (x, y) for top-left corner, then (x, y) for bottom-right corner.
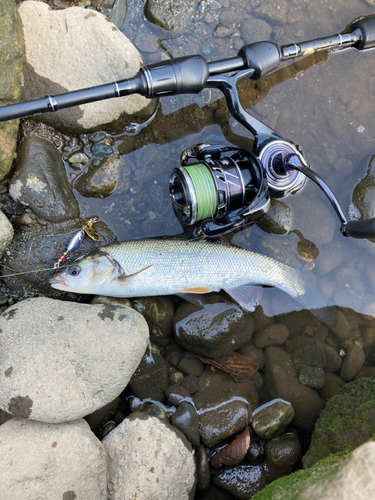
(49, 276), (68, 289)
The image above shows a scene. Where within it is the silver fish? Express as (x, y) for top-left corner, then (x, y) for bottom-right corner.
(50, 238), (335, 324)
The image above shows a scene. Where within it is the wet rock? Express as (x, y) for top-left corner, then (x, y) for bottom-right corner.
(181, 374), (200, 394)
(352, 154), (375, 232)
(85, 397), (120, 435)
(251, 398), (295, 440)
(103, 413), (196, 500)
(177, 351), (205, 377)
(91, 295), (133, 309)
(0, 211), (13, 259)
(292, 341), (326, 373)
(68, 152), (87, 164)
(171, 401), (200, 447)
(340, 343), (365, 381)
(194, 367), (258, 447)
(318, 373), (346, 405)
(303, 377), (375, 468)
(137, 402), (170, 423)
(252, 305), (274, 332)
(0, 0), (24, 181)
(246, 441), (265, 465)
(211, 463), (269, 500)
(253, 324), (289, 348)
(135, 33), (160, 53)
(256, 199), (292, 235)
(322, 343), (342, 373)
(237, 342), (265, 370)
(145, 0), (198, 37)
(196, 445), (210, 491)
(0, 298), (148, 422)
(9, 136), (79, 222)
(174, 296), (254, 359)
(276, 310), (320, 338)
(213, 23), (234, 37)
(331, 309), (354, 341)
(265, 346), (324, 431)
(0, 418), (107, 499)
(133, 296), (175, 345)
(18, 2), (156, 134)
(165, 384), (192, 406)
(298, 366), (325, 389)
(265, 432), (302, 481)
(128, 343), (168, 402)
(74, 154), (127, 198)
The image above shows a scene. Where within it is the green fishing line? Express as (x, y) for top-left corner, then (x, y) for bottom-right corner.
(184, 163), (217, 221)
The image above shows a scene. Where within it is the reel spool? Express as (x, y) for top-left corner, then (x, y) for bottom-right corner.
(169, 144), (271, 236)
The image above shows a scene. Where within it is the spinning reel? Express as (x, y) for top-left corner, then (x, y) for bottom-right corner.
(1, 15), (375, 239)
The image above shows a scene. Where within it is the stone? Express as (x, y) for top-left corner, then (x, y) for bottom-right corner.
(253, 324), (289, 348)
(103, 413), (196, 500)
(322, 343), (342, 373)
(174, 296), (254, 359)
(18, 2), (156, 134)
(128, 343), (168, 402)
(73, 154), (123, 198)
(165, 384), (192, 406)
(237, 342), (266, 370)
(145, 0), (198, 37)
(340, 343), (366, 381)
(171, 401), (200, 447)
(256, 199), (292, 235)
(194, 367), (258, 447)
(0, 211), (13, 260)
(352, 154), (375, 232)
(303, 377), (375, 468)
(299, 367), (325, 389)
(240, 18), (272, 45)
(9, 135), (79, 222)
(0, 298), (149, 422)
(265, 346), (324, 431)
(251, 399), (295, 440)
(265, 432), (302, 481)
(133, 296), (175, 345)
(196, 445), (210, 492)
(292, 341), (326, 373)
(177, 351), (205, 377)
(0, 418), (107, 499)
(0, 0), (24, 181)
(211, 463), (269, 499)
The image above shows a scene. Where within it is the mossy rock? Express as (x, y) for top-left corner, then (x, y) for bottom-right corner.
(303, 377), (375, 468)
(253, 448), (352, 500)
(0, 0), (25, 180)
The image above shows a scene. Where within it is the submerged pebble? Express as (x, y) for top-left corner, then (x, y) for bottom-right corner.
(170, 401), (200, 447)
(299, 366), (325, 389)
(251, 398), (295, 440)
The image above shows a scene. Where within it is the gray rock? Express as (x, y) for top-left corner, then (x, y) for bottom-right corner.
(171, 401), (200, 447)
(9, 136), (79, 222)
(18, 2), (156, 134)
(0, 418), (107, 499)
(0, 211), (13, 259)
(174, 296), (254, 359)
(301, 442), (375, 500)
(253, 324), (289, 348)
(292, 341), (326, 373)
(145, 0), (198, 37)
(132, 296), (175, 346)
(240, 18), (272, 45)
(103, 413), (196, 500)
(0, 298), (149, 422)
(251, 398), (295, 440)
(0, 0), (24, 181)
(322, 343), (342, 373)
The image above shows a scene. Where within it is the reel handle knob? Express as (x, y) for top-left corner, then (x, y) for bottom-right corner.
(350, 15), (375, 50)
(342, 218), (375, 239)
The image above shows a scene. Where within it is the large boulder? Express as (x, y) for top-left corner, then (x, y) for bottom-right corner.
(18, 1), (157, 134)
(0, 0), (25, 180)
(0, 298), (149, 422)
(0, 418), (107, 500)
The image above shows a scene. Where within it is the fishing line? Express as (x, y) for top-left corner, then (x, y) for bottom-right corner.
(0, 264), (71, 279)
(184, 163), (217, 222)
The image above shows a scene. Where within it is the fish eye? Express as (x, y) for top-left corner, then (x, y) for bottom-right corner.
(67, 265), (81, 277)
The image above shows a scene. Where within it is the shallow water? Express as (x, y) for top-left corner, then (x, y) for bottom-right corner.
(69, 0), (375, 319)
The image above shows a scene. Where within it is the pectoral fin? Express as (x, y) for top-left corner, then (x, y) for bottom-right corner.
(180, 286), (213, 293)
(116, 264), (153, 284)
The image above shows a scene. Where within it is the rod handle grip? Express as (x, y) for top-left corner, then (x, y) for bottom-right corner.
(343, 218), (375, 239)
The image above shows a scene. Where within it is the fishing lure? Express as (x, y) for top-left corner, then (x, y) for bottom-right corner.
(54, 216), (100, 268)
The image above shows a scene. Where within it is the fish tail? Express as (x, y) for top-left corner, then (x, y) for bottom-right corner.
(294, 269), (337, 327)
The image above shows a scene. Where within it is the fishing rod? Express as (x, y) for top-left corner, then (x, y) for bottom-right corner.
(1, 15), (375, 242)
